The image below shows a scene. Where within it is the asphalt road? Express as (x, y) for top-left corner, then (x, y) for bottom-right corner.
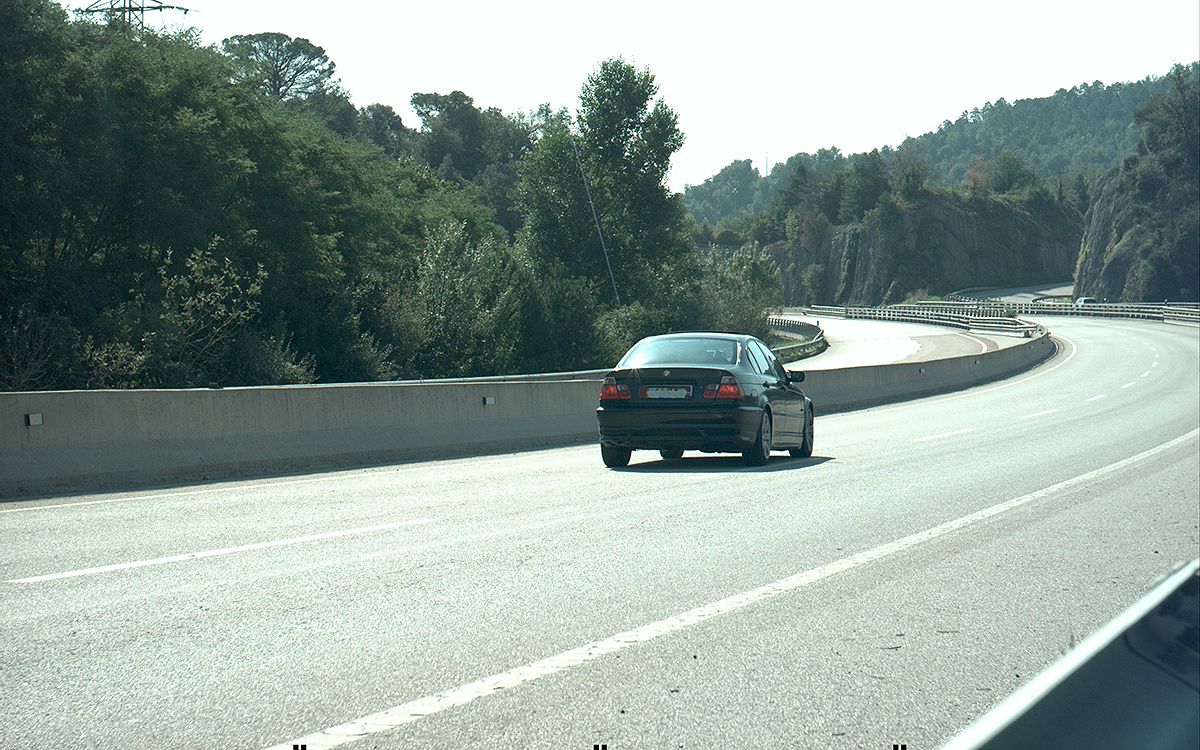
(2, 317), (1198, 750)
(961, 282), (1075, 302)
(783, 317), (1020, 370)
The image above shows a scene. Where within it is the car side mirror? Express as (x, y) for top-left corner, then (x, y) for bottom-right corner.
(788, 371), (805, 383)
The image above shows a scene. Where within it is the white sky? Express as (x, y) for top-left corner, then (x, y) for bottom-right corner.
(62, 0), (1200, 191)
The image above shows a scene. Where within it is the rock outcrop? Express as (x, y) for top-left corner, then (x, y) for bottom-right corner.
(1074, 163), (1198, 302)
(771, 189), (1082, 305)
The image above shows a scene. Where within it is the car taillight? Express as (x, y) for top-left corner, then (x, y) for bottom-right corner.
(703, 376), (742, 399)
(599, 377), (631, 400)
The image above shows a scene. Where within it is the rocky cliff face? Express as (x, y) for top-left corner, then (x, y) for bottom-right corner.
(1075, 164), (1199, 302)
(771, 189), (1082, 306)
(1074, 65), (1198, 303)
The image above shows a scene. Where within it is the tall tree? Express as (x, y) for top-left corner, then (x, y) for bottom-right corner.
(410, 90), (486, 179)
(890, 142), (930, 199)
(357, 103), (410, 158)
(573, 58), (690, 297)
(839, 149), (889, 221)
(221, 32), (337, 101)
(983, 150), (1038, 194)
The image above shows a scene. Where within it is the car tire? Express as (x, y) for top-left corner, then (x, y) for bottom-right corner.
(743, 410), (772, 467)
(659, 449), (684, 460)
(601, 444), (632, 468)
(790, 408), (814, 458)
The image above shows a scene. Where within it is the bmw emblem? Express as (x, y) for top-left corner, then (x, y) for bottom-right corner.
(663, 370), (671, 377)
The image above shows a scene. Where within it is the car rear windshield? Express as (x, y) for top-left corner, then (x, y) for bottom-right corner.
(619, 338), (739, 368)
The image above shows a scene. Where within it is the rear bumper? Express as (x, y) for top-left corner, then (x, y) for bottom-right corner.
(595, 404), (761, 451)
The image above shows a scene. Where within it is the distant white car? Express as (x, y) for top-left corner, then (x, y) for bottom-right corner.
(1074, 296), (1098, 306)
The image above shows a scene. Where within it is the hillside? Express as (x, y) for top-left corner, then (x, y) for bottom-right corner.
(768, 188), (1082, 306)
(1075, 66), (1199, 302)
(686, 66), (1193, 228)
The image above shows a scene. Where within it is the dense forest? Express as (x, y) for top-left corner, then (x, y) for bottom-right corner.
(0, 0), (780, 390)
(1075, 65), (1198, 301)
(685, 68), (1193, 230)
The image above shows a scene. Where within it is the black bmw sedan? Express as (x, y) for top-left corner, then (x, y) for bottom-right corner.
(595, 332), (814, 468)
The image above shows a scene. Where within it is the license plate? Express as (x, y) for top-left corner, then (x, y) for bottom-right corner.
(643, 385), (691, 399)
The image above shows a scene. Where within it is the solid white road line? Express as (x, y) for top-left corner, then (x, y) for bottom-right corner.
(913, 428), (974, 443)
(6, 519), (434, 583)
(1084, 394), (1108, 403)
(1020, 409), (1060, 420)
(954, 332), (991, 355)
(1121, 382), (1136, 389)
(264, 429), (1200, 750)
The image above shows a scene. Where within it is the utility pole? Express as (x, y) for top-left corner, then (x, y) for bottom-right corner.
(80, 1), (189, 29)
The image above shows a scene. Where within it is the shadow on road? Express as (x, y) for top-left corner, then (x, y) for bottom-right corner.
(615, 455), (833, 473)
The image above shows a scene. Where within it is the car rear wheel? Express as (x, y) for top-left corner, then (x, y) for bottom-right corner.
(790, 408), (814, 458)
(601, 444), (632, 468)
(743, 411), (772, 467)
(659, 449), (684, 460)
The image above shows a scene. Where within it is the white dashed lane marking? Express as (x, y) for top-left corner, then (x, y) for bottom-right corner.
(6, 519), (434, 583)
(912, 428), (974, 443)
(1021, 409), (1061, 420)
(1121, 382), (1136, 389)
(1085, 394), (1108, 403)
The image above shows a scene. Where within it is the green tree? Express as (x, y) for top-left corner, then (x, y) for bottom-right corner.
(839, 149), (889, 221)
(983, 150), (1039, 194)
(573, 58), (690, 298)
(356, 103), (411, 158)
(221, 32), (337, 101)
(1136, 63), (1200, 173)
(410, 90), (487, 179)
(890, 143), (930, 199)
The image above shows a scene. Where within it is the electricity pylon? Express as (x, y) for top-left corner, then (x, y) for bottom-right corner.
(80, 1), (189, 29)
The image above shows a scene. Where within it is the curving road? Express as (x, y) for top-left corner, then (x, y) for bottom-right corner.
(962, 282), (1075, 302)
(782, 316), (1023, 370)
(1, 317), (1197, 750)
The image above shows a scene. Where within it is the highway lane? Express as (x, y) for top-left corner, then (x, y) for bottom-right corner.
(1, 317), (1197, 749)
(780, 316), (1014, 370)
(963, 282), (1075, 302)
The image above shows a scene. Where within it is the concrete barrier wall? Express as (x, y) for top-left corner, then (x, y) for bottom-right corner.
(801, 333), (1057, 413)
(0, 331), (1057, 498)
(1, 379), (603, 497)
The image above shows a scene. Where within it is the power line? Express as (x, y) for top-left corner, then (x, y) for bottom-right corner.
(569, 133), (621, 306)
(80, 1), (189, 29)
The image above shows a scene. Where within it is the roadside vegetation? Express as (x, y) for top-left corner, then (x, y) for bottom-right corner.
(0, 0), (781, 389)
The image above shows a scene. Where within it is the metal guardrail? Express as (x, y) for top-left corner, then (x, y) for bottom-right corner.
(1165, 307), (1200, 324)
(796, 305), (1044, 337)
(767, 317), (830, 361)
(942, 295), (1200, 322)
